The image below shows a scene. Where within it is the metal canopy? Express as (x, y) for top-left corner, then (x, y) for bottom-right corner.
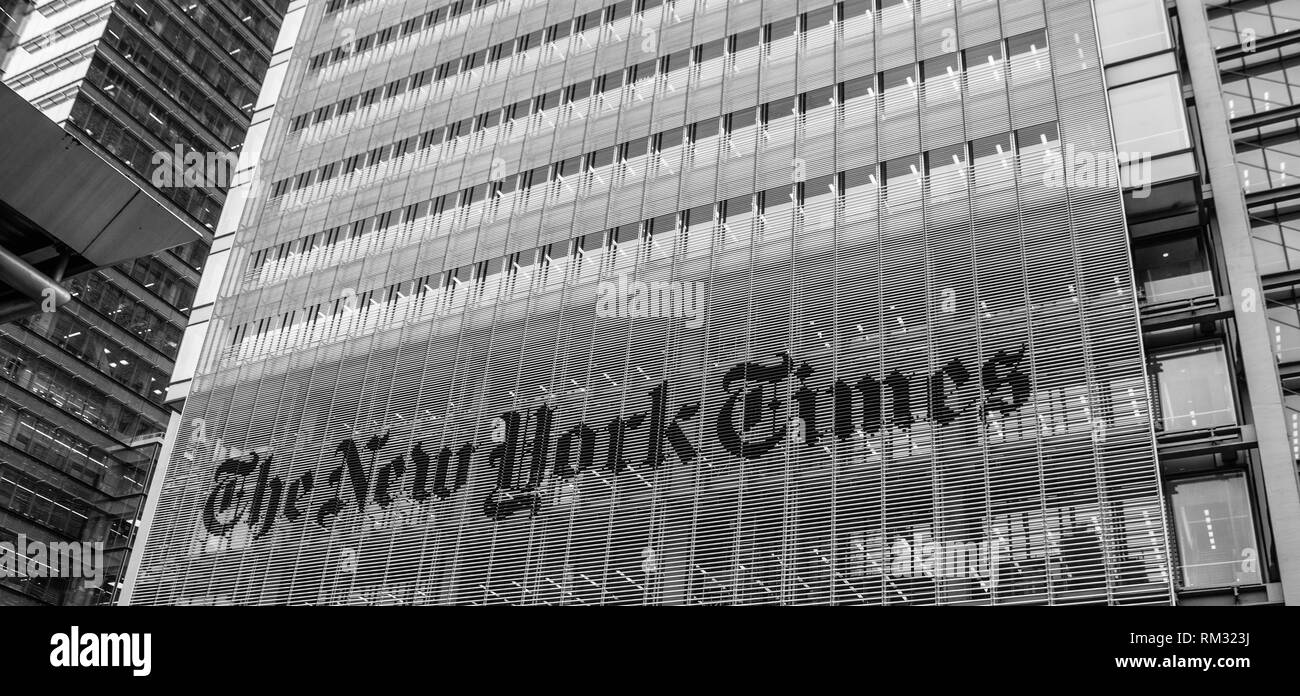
(0, 84), (205, 270)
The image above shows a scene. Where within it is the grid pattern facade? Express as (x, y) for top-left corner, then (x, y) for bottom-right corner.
(129, 0), (1173, 605)
(1215, 0), (1300, 460)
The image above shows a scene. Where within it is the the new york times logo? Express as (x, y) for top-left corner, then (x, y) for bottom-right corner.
(199, 348), (1031, 542)
(50, 627), (151, 677)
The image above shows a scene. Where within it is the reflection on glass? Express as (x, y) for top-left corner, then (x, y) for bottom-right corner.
(1169, 474), (1261, 589)
(971, 132), (1014, 192)
(879, 0), (911, 31)
(1236, 125), (1300, 193)
(1094, 0), (1170, 63)
(842, 164), (880, 225)
(880, 65), (917, 117)
(1285, 383), (1300, 458)
(926, 142), (967, 205)
(884, 155), (922, 209)
(1268, 296), (1300, 364)
(1110, 75), (1190, 155)
(1132, 234), (1214, 304)
(922, 53), (962, 105)
(1150, 343), (1237, 432)
(963, 40), (1004, 96)
(1209, 0), (1300, 51)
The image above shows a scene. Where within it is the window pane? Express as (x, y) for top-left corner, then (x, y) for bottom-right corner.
(1095, 0), (1170, 63)
(1132, 233), (1214, 304)
(1267, 292), (1300, 364)
(1150, 343), (1236, 431)
(1110, 75), (1190, 155)
(1169, 474), (1261, 589)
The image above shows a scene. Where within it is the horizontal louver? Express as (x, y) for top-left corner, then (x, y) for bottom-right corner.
(130, 0), (1171, 606)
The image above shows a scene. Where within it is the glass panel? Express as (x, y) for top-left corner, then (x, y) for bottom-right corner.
(1016, 121), (1059, 160)
(1267, 292), (1300, 364)
(884, 155), (922, 208)
(922, 52), (962, 105)
(1285, 378), (1300, 460)
(880, 64), (917, 116)
(1110, 75), (1190, 156)
(1169, 474), (1262, 590)
(926, 142), (967, 204)
(919, 0), (954, 20)
(1094, 0), (1170, 63)
(971, 132), (1014, 193)
(1131, 233), (1214, 304)
(1208, 0), (1300, 51)
(963, 40), (1003, 95)
(1236, 120), (1300, 193)
(1149, 343), (1237, 432)
(1249, 208), (1300, 275)
(879, 0), (912, 32)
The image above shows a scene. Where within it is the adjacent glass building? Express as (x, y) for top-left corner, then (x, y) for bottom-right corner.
(123, 0), (1300, 605)
(0, 1), (26, 62)
(0, 0), (286, 605)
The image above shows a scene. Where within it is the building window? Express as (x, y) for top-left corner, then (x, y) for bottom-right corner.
(1094, 0), (1170, 63)
(1267, 287), (1300, 365)
(1209, 0), (1300, 51)
(1131, 233), (1214, 305)
(1168, 473), (1262, 590)
(1148, 343), (1237, 432)
(1222, 54), (1300, 119)
(963, 40), (1004, 95)
(1109, 75), (1190, 156)
(1249, 207), (1300, 275)
(1236, 121), (1300, 194)
(878, 0), (911, 31)
(1284, 376), (1300, 462)
(926, 142), (967, 204)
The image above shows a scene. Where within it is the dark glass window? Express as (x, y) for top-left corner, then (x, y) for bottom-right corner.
(1132, 233), (1214, 304)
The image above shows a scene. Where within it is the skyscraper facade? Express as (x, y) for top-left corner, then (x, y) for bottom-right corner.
(124, 0), (1300, 605)
(0, 0), (286, 605)
(0, 1), (29, 63)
